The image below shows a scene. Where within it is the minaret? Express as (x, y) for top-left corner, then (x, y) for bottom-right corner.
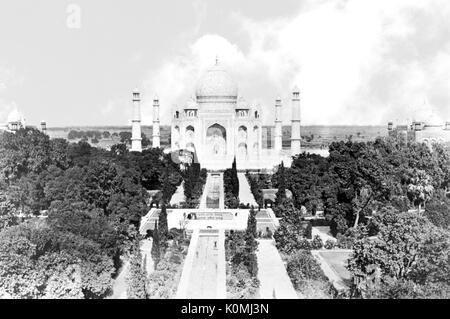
(291, 86), (301, 155)
(274, 96), (282, 152)
(152, 95), (161, 148)
(40, 120), (47, 134)
(131, 88), (142, 152)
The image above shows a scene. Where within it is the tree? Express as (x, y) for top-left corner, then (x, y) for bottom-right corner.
(127, 242), (148, 299)
(425, 191), (450, 229)
(273, 199), (305, 254)
(161, 166), (173, 205)
(151, 222), (161, 269)
(119, 131), (132, 144)
(231, 157), (239, 198)
(348, 207), (450, 298)
(0, 188), (18, 230)
(159, 204), (169, 243)
(141, 133), (150, 148)
(243, 207), (259, 277)
(224, 158), (240, 209)
(0, 220), (114, 299)
(247, 207), (258, 238)
(275, 161), (287, 206)
(285, 250), (328, 290)
(351, 186), (373, 228)
(102, 131), (111, 139)
(407, 169), (434, 213)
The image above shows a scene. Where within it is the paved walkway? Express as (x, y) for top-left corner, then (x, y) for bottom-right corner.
(170, 181), (185, 206)
(199, 173), (224, 209)
(256, 239), (298, 299)
(312, 226), (337, 243)
(176, 229), (226, 299)
(109, 239), (154, 299)
(237, 173), (258, 207)
(109, 259), (129, 299)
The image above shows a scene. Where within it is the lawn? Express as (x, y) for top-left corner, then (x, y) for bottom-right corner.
(318, 251), (352, 283)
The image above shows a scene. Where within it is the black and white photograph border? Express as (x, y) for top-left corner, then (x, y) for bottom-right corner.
(0, 0), (449, 307)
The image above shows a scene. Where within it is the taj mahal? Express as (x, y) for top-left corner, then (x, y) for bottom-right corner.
(130, 60), (303, 170)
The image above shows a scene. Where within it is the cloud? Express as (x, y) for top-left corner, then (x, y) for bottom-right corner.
(141, 0), (450, 125)
(0, 66), (24, 123)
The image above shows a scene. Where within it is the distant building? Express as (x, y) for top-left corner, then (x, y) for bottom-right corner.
(0, 109), (26, 133)
(388, 117), (450, 147)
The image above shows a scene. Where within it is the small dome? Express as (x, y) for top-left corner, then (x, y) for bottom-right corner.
(186, 97), (198, 109)
(7, 109), (24, 123)
(417, 99), (443, 127)
(424, 112), (443, 127)
(195, 63), (238, 100)
(237, 96), (249, 109)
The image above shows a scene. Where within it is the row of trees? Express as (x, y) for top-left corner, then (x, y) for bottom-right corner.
(349, 207), (450, 298)
(68, 130), (103, 140)
(267, 136), (450, 298)
(224, 157), (240, 208)
(226, 207), (260, 298)
(272, 137), (450, 237)
(182, 164), (207, 208)
(67, 130), (151, 148)
(246, 172), (272, 209)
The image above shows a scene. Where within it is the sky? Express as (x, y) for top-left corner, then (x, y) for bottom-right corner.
(0, 0), (450, 127)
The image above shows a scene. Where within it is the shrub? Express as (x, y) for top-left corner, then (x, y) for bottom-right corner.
(311, 235), (324, 250)
(285, 250), (327, 290)
(336, 234), (355, 249)
(324, 240), (336, 250)
(303, 221), (312, 239)
(298, 239), (312, 250)
(264, 227), (273, 239)
(330, 214), (348, 237)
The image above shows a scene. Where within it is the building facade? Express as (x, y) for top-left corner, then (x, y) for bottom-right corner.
(388, 120), (450, 147)
(0, 109), (26, 132)
(132, 60), (303, 170)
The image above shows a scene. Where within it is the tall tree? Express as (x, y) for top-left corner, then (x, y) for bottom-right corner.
(127, 242), (148, 299)
(159, 203), (169, 242)
(151, 221), (161, 269)
(244, 207), (259, 277)
(231, 156), (239, 198)
(407, 169), (434, 213)
(275, 161), (287, 206)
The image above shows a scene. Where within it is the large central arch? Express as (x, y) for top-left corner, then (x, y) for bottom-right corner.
(206, 123), (227, 156)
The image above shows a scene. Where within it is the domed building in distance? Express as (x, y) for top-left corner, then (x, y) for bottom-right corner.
(169, 60), (301, 170)
(131, 59), (303, 170)
(0, 109), (27, 132)
(388, 100), (450, 148)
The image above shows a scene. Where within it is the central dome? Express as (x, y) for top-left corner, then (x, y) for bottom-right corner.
(195, 63), (238, 101)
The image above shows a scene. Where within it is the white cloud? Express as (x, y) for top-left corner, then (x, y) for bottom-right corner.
(0, 66), (24, 123)
(142, 0), (450, 125)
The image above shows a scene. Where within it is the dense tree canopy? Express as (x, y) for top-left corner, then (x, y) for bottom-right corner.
(0, 128), (182, 298)
(349, 207), (450, 298)
(272, 138), (450, 236)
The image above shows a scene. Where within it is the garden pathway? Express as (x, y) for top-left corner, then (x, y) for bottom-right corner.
(170, 181), (185, 206)
(256, 239), (298, 299)
(312, 226), (337, 243)
(176, 229), (226, 299)
(109, 238), (154, 299)
(237, 173), (258, 207)
(199, 172), (224, 209)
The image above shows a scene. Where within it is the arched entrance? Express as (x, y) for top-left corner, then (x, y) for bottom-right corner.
(206, 124), (227, 157)
(238, 142), (248, 159)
